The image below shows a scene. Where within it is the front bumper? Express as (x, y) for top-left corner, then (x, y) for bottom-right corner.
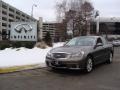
(46, 57), (86, 69)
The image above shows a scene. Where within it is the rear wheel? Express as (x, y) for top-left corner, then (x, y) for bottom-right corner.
(85, 57), (93, 73)
(107, 53), (113, 64)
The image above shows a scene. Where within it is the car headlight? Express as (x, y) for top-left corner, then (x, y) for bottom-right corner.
(68, 51), (85, 60)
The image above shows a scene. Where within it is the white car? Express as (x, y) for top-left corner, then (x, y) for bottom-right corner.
(112, 40), (120, 46)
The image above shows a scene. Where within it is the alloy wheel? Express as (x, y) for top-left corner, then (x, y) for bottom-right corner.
(86, 58), (93, 73)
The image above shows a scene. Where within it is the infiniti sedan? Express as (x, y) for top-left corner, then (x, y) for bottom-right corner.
(46, 36), (114, 73)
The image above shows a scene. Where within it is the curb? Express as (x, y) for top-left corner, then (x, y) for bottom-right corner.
(0, 63), (46, 74)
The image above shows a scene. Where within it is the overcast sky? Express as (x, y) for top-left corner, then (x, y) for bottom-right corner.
(2, 0), (120, 22)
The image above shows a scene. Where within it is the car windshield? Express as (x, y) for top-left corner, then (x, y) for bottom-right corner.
(65, 37), (95, 46)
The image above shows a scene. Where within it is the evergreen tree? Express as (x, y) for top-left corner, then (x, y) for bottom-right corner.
(44, 31), (52, 46)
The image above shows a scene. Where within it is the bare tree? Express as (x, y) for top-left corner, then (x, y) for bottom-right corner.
(56, 0), (94, 37)
(56, 0), (67, 23)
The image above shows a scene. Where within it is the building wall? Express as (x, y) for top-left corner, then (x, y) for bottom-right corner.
(42, 23), (56, 41)
(90, 22), (120, 35)
(37, 19), (62, 42)
(37, 17), (43, 41)
(0, 0), (2, 40)
(0, 1), (36, 40)
(99, 22), (120, 35)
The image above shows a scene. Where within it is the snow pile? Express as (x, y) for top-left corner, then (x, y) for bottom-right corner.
(53, 42), (64, 48)
(0, 42), (64, 68)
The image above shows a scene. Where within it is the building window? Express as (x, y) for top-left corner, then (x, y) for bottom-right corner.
(16, 16), (20, 20)
(18, 35), (20, 39)
(9, 13), (14, 18)
(24, 36), (26, 39)
(27, 16), (29, 19)
(9, 24), (11, 28)
(9, 19), (14, 22)
(2, 10), (7, 15)
(22, 14), (25, 17)
(16, 11), (20, 15)
(2, 17), (7, 21)
(9, 8), (14, 13)
(14, 36), (16, 39)
(22, 19), (25, 21)
(2, 4), (7, 9)
(2, 23), (7, 27)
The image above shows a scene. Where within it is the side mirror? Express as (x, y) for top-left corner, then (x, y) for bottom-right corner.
(94, 43), (103, 49)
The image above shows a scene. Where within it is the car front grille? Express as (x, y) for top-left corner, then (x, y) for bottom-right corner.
(53, 53), (67, 58)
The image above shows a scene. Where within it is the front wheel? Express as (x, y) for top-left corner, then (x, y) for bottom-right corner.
(85, 57), (93, 73)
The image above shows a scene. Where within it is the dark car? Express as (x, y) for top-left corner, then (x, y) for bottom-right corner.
(46, 36), (114, 73)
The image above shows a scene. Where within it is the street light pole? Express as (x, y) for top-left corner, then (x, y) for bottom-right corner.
(94, 10), (100, 34)
(31, 4), (37, 17)
(96, 16), (100, 34)
(95, 10), (100, 35)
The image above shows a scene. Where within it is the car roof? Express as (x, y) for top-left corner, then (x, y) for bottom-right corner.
(76, 36), (101, 39)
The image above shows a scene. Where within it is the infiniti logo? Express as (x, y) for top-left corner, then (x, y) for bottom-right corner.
(14, 24), (33, 33)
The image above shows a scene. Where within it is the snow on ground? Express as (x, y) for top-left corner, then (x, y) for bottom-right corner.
(0, 42), (64, 68)
(53, 42), (65, 48)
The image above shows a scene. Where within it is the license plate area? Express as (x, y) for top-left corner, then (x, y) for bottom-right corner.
(51, 61), (60, 66)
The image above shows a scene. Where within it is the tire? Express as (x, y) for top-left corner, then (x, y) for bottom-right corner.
(107, 53), (113, 64)
(85, 57), (93, 73)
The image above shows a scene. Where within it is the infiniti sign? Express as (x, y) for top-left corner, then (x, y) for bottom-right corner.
(10, 22), (37, 41)
(14, 24), (33, 33)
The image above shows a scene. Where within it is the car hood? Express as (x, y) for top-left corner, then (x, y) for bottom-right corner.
(50, 46), (93, 54)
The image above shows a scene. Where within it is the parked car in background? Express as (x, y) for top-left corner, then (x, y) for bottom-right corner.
(46, 36), (114, 73)
(112, 40), (120, 47)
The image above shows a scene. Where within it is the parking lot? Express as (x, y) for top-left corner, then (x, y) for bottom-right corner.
(0, 47), (120, 90)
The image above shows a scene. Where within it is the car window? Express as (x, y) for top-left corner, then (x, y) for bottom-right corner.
(65, 38), (77, 46)
(76, 38), (95, 46)
(65, 37), (95, 46)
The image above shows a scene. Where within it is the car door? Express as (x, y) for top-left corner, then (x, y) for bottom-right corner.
(93, 38), (106, 64)
(101, 37), (111, 61)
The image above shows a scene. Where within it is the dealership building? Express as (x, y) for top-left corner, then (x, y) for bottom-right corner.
(91, 17), (120, 36)
(0, 0), (37, 41)
(0, 0), (59, 42)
